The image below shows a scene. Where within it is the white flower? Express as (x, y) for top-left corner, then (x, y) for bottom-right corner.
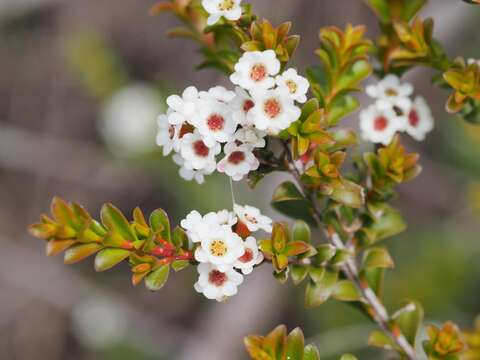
(156, 110), (181, 156)
(194, 263), (244, 301)
(366, 74), (413, 110)
(359, 104), (405, 145)
(179, 131), (221, 170)
(230, 50), (280, 90)
(194, 226), (245, 271)
(204, 210), (238, 227)
(247, 88), (301, 135)
(275, 68), (310, 103)
(230, 87), (255, 125)
(468, 58), (480, 66)
(234, 236), (264, 275)
(200, 86), (236, 103)
(202, 0), (242, 26)
(180, 210), (208, 243)
(404, 96), (434, 141)
(173, 154), (213, 184)
(194, 98), (237, 146)
(233, 204), (273, 233)
(234, 127), (266, 149)
(217, 143), (259, 181)
(166, 86), (200, 125)
(181, 209), (236, 243)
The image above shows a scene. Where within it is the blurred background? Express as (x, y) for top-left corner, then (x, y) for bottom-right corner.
(0, 0), (479, 359)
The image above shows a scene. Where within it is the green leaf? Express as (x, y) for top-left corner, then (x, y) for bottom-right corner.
(64, 243), (103, 264)
(286, 328), (305, 360)
(330, 248), (353, 266)
(145, 264), (170, 291)
(271, 182), (316, 225)
(94, 248), (130, 271)
(292, 220), (311, 243)
(363, 247), (394, 269)
(101, 203), (137, 242)
(283, 241), (311, 257)
(172, 260), (190, 272)
(330, 180), (364, 208)
(336, 60), (372, 92)
(264, 325), (287, 359)
(149, 209), (171, 243)
(305, 269), (338, 307)
(326, 95), (360, 126)
(291, 265), (309, 285)
(272, 222), (288, 253)
(303, 344), (321, 360)
(362, 267), (385, 298)
(392, 300), (424, 346)
(369, 206), (406, 242)
(244, 336), (271, 360)
(368, 330), (399, 351)
(364, 0), (390, 23)
(51, 197), (81, 230)
(273, 268), (289, 284)
(172, 226), (189, 249)
(332, 280), (362, 301)
(315, 244), (336, 264)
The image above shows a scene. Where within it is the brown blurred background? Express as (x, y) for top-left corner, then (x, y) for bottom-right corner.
(0, 1), (479, 359)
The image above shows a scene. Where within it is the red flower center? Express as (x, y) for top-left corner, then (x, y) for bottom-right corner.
(209, 270), (227, 287)
(168, 126), (175, 139)
(409, 110), (419, 127)
(238, 248), (254, 263)
(228, 151), (246, 164)
(374, 116), (388, 131)
(179, 123), (194, 138)
(250, 64), (267, 82)
(264, 98), (281, 118)
(193, 140), (209, 157)
(207, 114), (225, 131)
(243, 99), (254, 112)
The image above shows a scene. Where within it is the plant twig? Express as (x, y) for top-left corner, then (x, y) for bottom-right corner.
(282, 140), (419, 360)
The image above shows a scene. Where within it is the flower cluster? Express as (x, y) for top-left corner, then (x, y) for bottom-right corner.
(360, 75), (434, 145)
(181, 204), (272, 301)
(157, 50), (307, 183)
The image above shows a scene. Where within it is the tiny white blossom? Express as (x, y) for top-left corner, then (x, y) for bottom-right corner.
(234, 127), (266, 149)
(180, 131), (221, 170)
(156, 110), (181, 156)
(194, 98), (237, 146)
(173, 154), (213, 184)
(275, 68), (310, 103)
(234, 203), (273, 233)
(180, 210), (210, 243)
(166, 86), (200, 125)
(181, 209), (237, 243)
(199, 86), (236, 103)
(202, 0), (242, 26)
(404, 96), (434, 141)
(366, 74), (413, 110)
(230, 50), (281, 90)
(230, 87), (255, 126)
(194, 263), (244, 301)
(467, 58), (480, 66)
(195, 226), (245, 271)
(202, 210), (238, 228)
(247, 88), (301, 135)
(234, 236), (264, 275)
(359, 104), (405, 145)
(217, 143), (259, 181)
